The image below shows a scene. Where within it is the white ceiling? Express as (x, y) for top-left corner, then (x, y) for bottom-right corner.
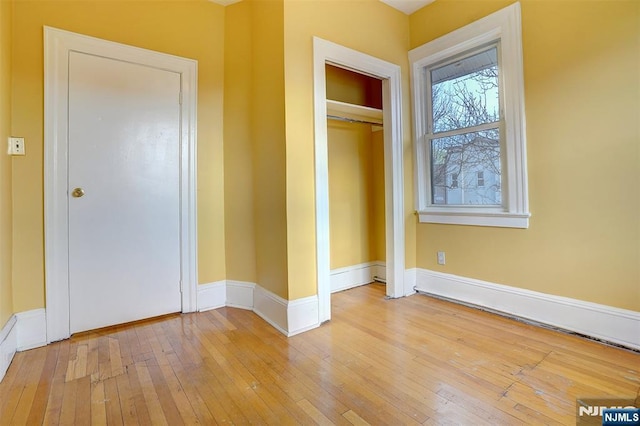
(208, 0), (435, 15)
(380, 0), (435, 15)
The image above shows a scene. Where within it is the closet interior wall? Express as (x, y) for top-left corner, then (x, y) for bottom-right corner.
(326, 64), (386, 277)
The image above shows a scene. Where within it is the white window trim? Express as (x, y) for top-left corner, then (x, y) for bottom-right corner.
(409, 2), (530, 228)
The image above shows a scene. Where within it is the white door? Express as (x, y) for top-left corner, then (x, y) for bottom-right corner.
(68, 51), (182, 333)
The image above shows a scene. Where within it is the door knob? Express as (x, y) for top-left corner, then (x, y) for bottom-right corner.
(72, 187), (85, 198)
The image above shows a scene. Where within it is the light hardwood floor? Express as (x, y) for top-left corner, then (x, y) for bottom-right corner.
(1, 284), (638, 425)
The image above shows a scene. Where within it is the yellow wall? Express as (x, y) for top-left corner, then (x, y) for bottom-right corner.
(410, 0), (640, 311)
(7, 0), (635, 318)
(283, 0), (414, 300)
(328, 122), (385, 269)
(0, 0), (13, 327)
(223, 1), (257, 284)
(371, 129), (386, 262)
(10, 0), (227, 312)
(325, 64), (382, 109)
(250, 0), (289, 298)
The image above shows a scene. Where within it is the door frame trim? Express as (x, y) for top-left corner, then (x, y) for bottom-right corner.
(313, 37), (406, 323)
(44, 27), (198, 342)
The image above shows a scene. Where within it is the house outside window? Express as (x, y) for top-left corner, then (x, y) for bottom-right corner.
(450, 173), (458, 189)
(410, 2), (530, 228)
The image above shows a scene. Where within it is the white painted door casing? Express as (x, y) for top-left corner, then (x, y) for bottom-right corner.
(313, 37), (406, 324)
(44, 27), (198, 342)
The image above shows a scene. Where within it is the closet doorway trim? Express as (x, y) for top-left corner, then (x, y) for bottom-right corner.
(313, 37), (406, 323)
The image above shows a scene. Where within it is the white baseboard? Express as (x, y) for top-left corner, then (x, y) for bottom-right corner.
(253, 285), (320, 337)
(0, 309), (47, 383)
(331, 261), (386, 293)
(197, 281), (226, 312)
(0, 315), (17, 382)
(253, 285), (289, 335)
(226, 281), (255, 310)
(415, 269), (640, 351)
(287, 295), (319, 337)
(197, 280), (255, 312)
(15, 309), (47, 351)
(372, 262), (386, 281)
(404, 268), (417, 297)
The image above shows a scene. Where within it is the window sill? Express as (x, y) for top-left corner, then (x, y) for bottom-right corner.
(417, 209), (530, 229)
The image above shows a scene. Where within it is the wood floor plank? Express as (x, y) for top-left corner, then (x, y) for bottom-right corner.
(153, 358), (202, 424)
(86, 336), (100, 382)
(498, 380), (575, 424)
(116, 328), (135, 370)
(41, 339), (71, 425)
(73, 375), (92, 424)
(209, 327), (316, 423)
(211, 341), (303, 422)
(222, 310), (353, 425)
(198, 340), (279, 423)
(103, 375), (124, 426)
(165, 352), (218, 425)
(25, 344), (60, 426)
(164, 320), (205, 369)
(133, 361), (168, 426)
(1, 284), (638, 425)
(310, 318), (510, 421)
(0, 347), (25, 417)
(309, 326), (447, 421)
(121, 326), (142, 367)
(96, 331), (113, 381)
(299, 328), (429, 423)
(143, 322), (200, 424)
(196, 358), (253, 423)
(58, 370), (78, 425)
(118, 361), (152, 426)
(511, 402), (565, 425)
(6, 347), (48, 425)
(343, 409), (371, 425)
(132, 326), (155, 364)
(144, 361), (185, 425)
(90, 379), (108, 426)
(297, 398), (337, 426)
(210, 309), (238, 331)
(109, 337), (125, 377)
(113, 370), (137, 426)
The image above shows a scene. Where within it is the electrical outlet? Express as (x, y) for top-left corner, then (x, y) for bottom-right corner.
(437, 251), (446, 265)
(8, 137), (25, 156)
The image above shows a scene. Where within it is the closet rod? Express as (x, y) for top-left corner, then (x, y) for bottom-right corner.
(327, 114), (383, 126)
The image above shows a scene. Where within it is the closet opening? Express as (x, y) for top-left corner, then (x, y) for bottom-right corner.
(325, 64), (387, 296)
(313, 37), (406, 325)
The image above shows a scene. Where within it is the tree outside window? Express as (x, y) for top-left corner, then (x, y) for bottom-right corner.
(428, 45), (502, 206)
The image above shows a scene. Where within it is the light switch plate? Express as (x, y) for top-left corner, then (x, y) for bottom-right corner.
(8, 137), (25, 156)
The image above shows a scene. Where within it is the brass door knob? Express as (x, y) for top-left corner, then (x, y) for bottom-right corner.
(72, 187), (85, 198)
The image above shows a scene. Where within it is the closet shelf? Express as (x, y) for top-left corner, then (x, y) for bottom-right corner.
(326, 99), (383, 125)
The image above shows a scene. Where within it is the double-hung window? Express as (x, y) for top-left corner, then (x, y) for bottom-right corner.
(410, 2), (530, 228)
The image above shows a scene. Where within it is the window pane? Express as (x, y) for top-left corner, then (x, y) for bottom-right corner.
(430, 128), (501, 205)
(431, 47), (499, 133)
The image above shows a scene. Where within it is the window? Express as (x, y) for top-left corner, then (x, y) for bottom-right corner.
(451, 173), (459, 189)
(410, 2), (530, 228)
